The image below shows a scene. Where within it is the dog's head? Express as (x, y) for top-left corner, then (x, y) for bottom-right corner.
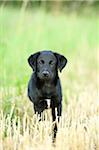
(28, 50), (67, 81)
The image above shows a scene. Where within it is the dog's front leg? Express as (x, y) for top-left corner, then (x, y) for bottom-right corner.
(34, 104), (42, 121)
(34, 101), (47, 121)
(51, 100), (57, 143)
(57, 102), (62, 122)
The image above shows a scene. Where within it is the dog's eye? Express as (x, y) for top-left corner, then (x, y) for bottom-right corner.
(49, 60), (54, 65)
(39, 60), (44, 64)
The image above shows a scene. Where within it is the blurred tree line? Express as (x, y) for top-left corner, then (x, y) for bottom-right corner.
(0, 0), (99, 13)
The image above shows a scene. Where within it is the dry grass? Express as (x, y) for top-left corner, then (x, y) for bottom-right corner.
(0, 84), (98, 150)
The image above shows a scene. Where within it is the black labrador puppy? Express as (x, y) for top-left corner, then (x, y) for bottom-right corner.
(27, 50), (67, 142)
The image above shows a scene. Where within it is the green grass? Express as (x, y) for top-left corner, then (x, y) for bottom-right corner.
(0, 6), (98, 150)
(0, 6), (98, 86)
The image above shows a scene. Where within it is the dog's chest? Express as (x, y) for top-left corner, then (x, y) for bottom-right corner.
(42, 84), (56, 97)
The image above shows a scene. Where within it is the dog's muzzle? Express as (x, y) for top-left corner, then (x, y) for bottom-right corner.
(42, 71), (50, 78)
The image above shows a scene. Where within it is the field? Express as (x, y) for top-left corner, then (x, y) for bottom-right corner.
(0, 5), (99, 150)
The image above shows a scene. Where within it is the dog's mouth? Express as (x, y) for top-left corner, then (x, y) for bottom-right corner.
(37, 70), (53, 81)
(41, 73), (51, 80)
(42, 77), (51, 81)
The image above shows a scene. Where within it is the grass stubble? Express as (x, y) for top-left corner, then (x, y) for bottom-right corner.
(0, 84), (98, 150)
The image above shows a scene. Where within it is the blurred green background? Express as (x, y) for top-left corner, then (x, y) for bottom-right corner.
(0, 0), (98, 116)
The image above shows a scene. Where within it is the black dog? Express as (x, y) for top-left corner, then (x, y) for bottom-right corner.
(27, 50), (67, 142)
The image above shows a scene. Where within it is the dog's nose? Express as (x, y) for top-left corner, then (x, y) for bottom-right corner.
(42, 71), (49, 77)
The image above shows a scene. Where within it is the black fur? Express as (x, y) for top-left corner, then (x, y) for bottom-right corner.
(27, 50), (67, 142)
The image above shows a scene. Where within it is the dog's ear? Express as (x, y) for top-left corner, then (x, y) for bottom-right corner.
(28, 52), (40, 71)
(54, 52), (67, 72)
